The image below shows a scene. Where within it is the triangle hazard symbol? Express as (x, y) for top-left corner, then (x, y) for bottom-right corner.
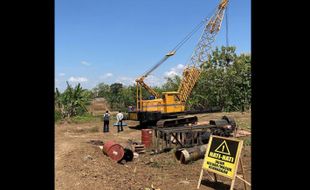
(214, 140), (231, 155)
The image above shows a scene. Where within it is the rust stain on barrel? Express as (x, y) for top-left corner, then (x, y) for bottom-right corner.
(102, 141), (124, 161)
(141, 129), (153, 148)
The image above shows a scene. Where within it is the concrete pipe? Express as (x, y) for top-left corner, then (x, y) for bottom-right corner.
(175, 144), (208, 164)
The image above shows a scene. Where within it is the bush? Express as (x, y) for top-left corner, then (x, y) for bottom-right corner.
(55, 110), (62, 122)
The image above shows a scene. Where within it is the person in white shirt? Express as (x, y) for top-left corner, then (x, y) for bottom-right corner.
(116, 110), (124, 133)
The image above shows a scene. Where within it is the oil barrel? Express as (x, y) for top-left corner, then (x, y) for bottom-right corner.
(141, 129), (153, 148)
(102, 141), (124, 162)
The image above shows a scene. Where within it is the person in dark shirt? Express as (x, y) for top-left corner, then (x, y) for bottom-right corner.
(103, 111), (110, 133)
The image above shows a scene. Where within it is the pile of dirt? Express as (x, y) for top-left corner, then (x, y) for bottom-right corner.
(88, 98), (110, 116)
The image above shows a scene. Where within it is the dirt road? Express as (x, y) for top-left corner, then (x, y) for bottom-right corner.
(55, 112), (251, 190)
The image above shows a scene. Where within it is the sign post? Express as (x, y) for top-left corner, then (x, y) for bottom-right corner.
(197, 135), (251, 189)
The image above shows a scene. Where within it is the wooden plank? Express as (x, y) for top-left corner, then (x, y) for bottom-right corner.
(230, 177), (236, 190)
(236, 175), (251, 186)
(230, 140), (244, 190)
(239, 158), (248, 190)
(197, 169), (204, 189)
(213, 173), (218, 182)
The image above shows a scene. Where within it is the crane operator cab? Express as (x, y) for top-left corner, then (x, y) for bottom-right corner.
(128, 91), (186, 126)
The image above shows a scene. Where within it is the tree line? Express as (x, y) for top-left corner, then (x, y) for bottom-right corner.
(55, 46), (251, 120)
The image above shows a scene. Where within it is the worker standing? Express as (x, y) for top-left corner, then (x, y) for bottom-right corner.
(116, 110), (124, 133)
(103, 111), (110, 133)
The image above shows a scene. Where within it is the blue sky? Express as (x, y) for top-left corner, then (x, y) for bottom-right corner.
(55, 0), (251, 91)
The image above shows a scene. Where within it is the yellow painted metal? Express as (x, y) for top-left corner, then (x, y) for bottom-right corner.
(138, 92), (185, 114)
(128, 112), (138, 120)
(132, 0), (229, 119)
(136, 82), (139, 111)
(140, 84), (142, 110)
(178, 67), (201, 102)
(136, 77), (159, 98)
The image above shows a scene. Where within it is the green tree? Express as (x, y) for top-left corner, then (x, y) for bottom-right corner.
(92, 83), (110, 98)
(162, 75), (181, 91)
(54, 82), (91, 119)
(87, 46), (251, 113)
(186, 46), (251, 111)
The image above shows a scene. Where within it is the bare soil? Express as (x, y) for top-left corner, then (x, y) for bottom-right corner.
(55, 112), (251, 190)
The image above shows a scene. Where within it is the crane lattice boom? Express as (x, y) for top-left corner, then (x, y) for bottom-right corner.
(178, 0), (229, 102)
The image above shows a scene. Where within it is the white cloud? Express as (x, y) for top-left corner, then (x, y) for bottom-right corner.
(106, 73), (113, 77)
(81, 61), (91, 66)
(59, 73), (65, 76)
(100, 73), (114, 79)
(68, 76), (88, 83)
(115, 75), (163, 87)
(116, 77), (135, 86)
(144, 75), (162, 87)
(177, 64), (185, 69)
(165, 64), (185, 78)
(114, 64), (186, 87)
(165, 70), (178, 78)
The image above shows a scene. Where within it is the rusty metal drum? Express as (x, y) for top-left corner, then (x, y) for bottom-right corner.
(141, 129), (153, 148)
(102, 141), (124, 161)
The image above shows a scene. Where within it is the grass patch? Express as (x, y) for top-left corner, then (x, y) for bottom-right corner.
(237, 122), (251, 130)
(243, 136), (251, 146)
(70, 114), (101, 124)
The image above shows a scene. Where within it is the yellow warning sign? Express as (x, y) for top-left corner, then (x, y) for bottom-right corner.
(202, 135), (243, 179)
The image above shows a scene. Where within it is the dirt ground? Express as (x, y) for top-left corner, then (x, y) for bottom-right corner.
(55, 112), (251, 190)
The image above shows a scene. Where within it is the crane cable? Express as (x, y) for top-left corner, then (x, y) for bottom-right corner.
(172, 19), (206, 52)
(172, 6), (218, 53)
(142, 18), (206, 78)
(225, 5), (229, 47)
(142, 6), (218, 78)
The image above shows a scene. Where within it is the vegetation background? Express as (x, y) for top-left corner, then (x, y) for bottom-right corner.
(55, 46), (251, 122)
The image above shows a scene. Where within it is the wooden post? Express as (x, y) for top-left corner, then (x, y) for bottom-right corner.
(239, 158), (248, 190)
(236, 175), (251, 186)
(213, 173), (218, 182)
(197, 169), (204, 189)
(230, 140), (243, 190)
(205, 171), (214, 181)
(230, 177), (236, 190)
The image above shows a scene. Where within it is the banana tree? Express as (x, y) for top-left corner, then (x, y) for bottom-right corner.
(54, 82), (90, 119)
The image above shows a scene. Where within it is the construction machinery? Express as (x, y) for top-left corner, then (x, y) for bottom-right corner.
(128, 0), (230, 127)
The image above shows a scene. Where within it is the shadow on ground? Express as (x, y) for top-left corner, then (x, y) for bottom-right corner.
(128, 125), (155, 130)
(200, 179), (231, 190)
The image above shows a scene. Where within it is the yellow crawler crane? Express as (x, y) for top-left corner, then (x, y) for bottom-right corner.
(128, 0), (229, 127)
